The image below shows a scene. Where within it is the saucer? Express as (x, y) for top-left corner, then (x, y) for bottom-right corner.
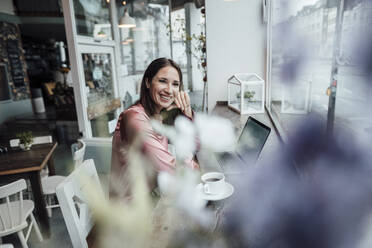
(195, 182), (234, 201)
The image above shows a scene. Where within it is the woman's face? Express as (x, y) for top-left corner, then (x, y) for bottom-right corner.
(147, 66), (181, 113)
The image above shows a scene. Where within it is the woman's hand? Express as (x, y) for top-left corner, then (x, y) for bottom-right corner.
(166, 91), (193, 119)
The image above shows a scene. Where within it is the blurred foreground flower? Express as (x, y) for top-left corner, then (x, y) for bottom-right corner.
(224, 115), (372, 248)
(158, 169), (213, 227)
(276, 23), (310, 85)
(153, 113), (236, 226)
(78, 114), (236, 248)
(151, 113), (238, 246)
(151, 116), (196, 160)
(194, 114), (236, 153)
(80, 111), (237, 248)
(82, 142), (154, 248)
(151, 113), (236, 160)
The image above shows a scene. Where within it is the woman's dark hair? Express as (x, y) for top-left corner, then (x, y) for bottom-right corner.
(139, 58), (183, 116)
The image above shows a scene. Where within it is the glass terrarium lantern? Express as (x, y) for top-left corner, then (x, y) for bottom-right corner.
(228, 73), (265, 114)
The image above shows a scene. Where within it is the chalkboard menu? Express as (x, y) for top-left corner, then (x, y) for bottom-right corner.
(0, 64), (11, 101)
(0, 22), (30, 101)
(6, 39), (25, 87)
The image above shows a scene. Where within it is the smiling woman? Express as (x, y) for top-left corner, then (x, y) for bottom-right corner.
(110, 58), (199, 199)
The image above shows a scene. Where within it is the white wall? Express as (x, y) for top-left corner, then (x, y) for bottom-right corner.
(205, 0), (266, 112)
(0, 0), (15, 15)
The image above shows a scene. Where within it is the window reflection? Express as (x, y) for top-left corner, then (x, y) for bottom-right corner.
(73, 0), (112, 39)
(82, 53), (113, 107)
(117, 0), (171, 103)
(335, 0), (372, 135)
(171, 8), (188, 90)
(270, 0), (372, 137)
(270, 0), (335, 134)
(82, 53), (119, 137)
(118, 1), (170, 74)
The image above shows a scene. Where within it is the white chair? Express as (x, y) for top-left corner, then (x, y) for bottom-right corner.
(20, 136), (64, 218)
(71, 139), (86, 169)
(44, 139), (86, 218)
(9, 135), (66, 218)
(0, 244), (14, 248)
(0, 179), (43, 248)
(41, 175), (66, 218)
(56, 159), (103, 248)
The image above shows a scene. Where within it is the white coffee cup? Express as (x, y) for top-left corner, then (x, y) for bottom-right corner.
(201, 172), (226, 195)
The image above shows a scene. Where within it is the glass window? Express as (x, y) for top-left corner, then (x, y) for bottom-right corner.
(269, 0), (372, 138)
(82, 52), (118, 137)
(171, 8), (188, 87)
(335, 0), (372, 136)
(171, 5), (206, 112)
(116, 0), (171, 104)
(73, 0), (112, 39)
(269, 1), (336, 135)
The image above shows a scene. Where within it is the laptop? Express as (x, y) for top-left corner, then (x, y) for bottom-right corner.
(215, 116), (271, 173)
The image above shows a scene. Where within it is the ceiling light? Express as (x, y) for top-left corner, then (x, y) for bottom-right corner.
(119, 10), (136, 28)
(121, 38), (134, 44)
(133, 27), (144, 31)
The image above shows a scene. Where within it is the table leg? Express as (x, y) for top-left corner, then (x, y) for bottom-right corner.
(48, 154), (56, 176)
(29, 171), (51, 238)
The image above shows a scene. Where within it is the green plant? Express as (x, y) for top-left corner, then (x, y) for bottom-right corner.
(166, 15), (206, 71)
(16, 131), (33, 146)
(166, 9), (207, 111)
(236, 91), (256, 101)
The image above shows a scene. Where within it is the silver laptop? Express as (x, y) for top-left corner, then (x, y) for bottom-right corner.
(215, 116), (271, 173)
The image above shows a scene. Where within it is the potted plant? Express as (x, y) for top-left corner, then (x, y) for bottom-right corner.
(16, 131), (34, 151)
(236, 91), (256, 101)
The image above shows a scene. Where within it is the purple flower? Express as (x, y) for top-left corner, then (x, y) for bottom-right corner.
(224, 116), (372, 248)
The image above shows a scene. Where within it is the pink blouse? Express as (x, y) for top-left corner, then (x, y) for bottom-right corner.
(110, 104), (198, 194)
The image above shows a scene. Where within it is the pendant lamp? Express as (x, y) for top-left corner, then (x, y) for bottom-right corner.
(119, 10), (136, 28)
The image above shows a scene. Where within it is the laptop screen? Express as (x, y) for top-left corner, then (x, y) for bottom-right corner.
(236, 117), (271, 163)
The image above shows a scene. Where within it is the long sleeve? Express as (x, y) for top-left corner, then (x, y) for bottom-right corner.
(110, 104), (199, 198)
(122, 107), (196, 173)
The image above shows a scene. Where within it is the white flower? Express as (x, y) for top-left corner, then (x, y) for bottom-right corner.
(151, 114), (236, 160)
(158, 169), (213, 227)
(151, 117), (196, 160)
(358, 214), (372, 248)
(194, 113), (236, 152)
(81, 146), (154, 248)
(152, 113), (236, 226)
